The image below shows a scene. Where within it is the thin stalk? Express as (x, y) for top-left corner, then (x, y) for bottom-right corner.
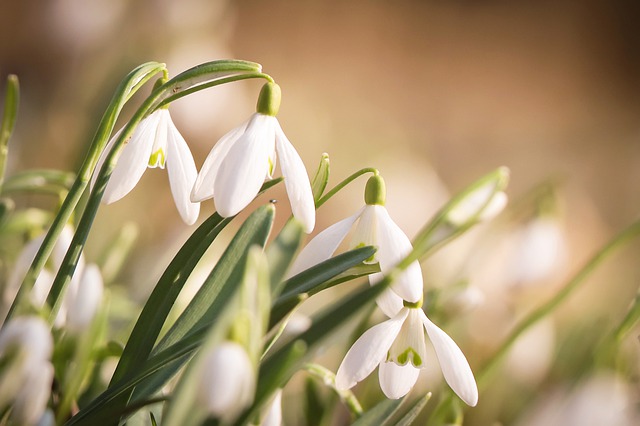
(45, 66), (274, 323)
(315, 168), (378, 208)
(476, 218), (640, 388)
(0, 75), (19, 191)
(304, 363), (363, 419)
(4, 62), (166, 323)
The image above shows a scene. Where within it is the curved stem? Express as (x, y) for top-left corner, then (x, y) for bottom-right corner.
(45, 65), (273, 323)
(476, 218), (640, 388)
(4, 62), (166, 324)
(304, 363), (363, 419)
(315, 168), (378, 208)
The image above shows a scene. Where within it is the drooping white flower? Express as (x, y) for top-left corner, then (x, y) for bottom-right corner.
(335, 305), (478, 406)
(288, 175), (422, 314)
(93, 107), (200, 225)
(446, 174), (508, 226)
(3, 226), (103, 332)
(197, 341), (256, 422)
(191, 82), (315, 233)
(0, 316), (54, 425)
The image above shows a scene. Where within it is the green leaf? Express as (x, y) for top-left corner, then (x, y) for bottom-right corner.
(0, 169), (75, 196)
(394, 393), (432, 426)
(265, 217), (305, 297)
(270, 246), (376, 327)
(351, 398), (404, 426)
(311, 153), (330, 203)
(68, 205), (275, 425)
(0, 74), (19, 191)
(234, 279), (389, 426)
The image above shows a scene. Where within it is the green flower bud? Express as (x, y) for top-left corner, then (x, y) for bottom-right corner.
(364, 174), (386, 206)
(256, 82), (281, 116)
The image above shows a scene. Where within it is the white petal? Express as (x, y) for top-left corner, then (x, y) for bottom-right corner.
(421, 311), (478, 406)
(4, 234), (45, 307)
(335, 309), (408, 391)
(261, 389), (283, 426)
(191, 117), (251, 202)
(275, 122), (315, 233)
(350, 205), (377, 256)
(379, 361), (420, 399)
(66, 264), (104, 333)
(213, 114), (276, 217)
(369, 274), (404, 318)
(30, 269), (54, 308)
(12, 363), (53, 426)
(102, 112), (159, 204)
(166, 116), (200, 225)
(287, 207), (363, 278)
(148, 110), (170, 169)
(0, 316), (53, 363)
(374, 206), (423, 303)
(198, 342), (255, 420)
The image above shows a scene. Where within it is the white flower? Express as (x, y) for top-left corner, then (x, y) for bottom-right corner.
(197, 341), (256, 422)
(0, 316), (54, 425)
(260, 389), (283, 426)
(288, 177), (422, 315)
(191, 83), (315, 233)
(447, 179), (508, 226)
(4, 227), (103, 332)
(335, 306), (478, 406)
(93, 108), (200, 225)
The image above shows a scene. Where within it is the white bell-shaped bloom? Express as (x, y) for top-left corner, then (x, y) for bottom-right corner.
(447, 178), (508, 226)
(288, 175), (422, 314)
(0, 316), (54, 425)
(93, 108), (200, 225)
(197, 341), (256, 422)
(4, 226), (103, 332)
(191, 83), (315, 233)
(335, 306), (478, 406)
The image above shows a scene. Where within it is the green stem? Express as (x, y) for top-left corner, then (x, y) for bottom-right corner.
(4, 62), (166, 324)
(476, 218), (640, 388)
(304, 363), (363, 418)
(0, 74), (19, 192)
(45, 63), (273, 324)
(315, 168), (379, 208)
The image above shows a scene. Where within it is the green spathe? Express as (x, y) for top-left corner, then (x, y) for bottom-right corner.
(364, 174), (386, 206)
(256, 82), (281, 116)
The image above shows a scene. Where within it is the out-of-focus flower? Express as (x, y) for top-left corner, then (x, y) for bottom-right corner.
(446, 170), (509, 226)
(197, 341), (256, 422)
(507, 216), (567, 286)
(93, 107), (200, 225)
(335, 304), (478, 406)
(0, 316), (54, 425)
(4, 226), (103, 332)
(191, 82), (315, 233)
(260, 389), (283, 426)
(289, 175), (422, 315)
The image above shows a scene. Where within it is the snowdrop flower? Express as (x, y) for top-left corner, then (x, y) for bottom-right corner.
(288, 175), (422, 314)
(93, 100), (200, 225)
(197, 341), (255, 422)
(191, 82), (315, 233)
(0, 316), (54, 425)
(336, 301), (478, 406)
(4, 226), (103, 332)
(447, 168), (509, 226)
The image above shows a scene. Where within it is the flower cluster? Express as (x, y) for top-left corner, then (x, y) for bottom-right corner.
(95, 82), (315, 232)
(291, 174), (480, 405)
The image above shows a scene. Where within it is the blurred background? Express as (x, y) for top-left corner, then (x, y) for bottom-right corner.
(1, 0), (639, 424)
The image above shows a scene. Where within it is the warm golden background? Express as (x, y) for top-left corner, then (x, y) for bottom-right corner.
(1, 0), (639, 424)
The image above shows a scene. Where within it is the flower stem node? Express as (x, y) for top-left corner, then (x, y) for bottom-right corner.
(152, 76), (170, 109)
(364, 175), (386, 206)
(403, 297), (423, 309)
(256, 82), (281, 117)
